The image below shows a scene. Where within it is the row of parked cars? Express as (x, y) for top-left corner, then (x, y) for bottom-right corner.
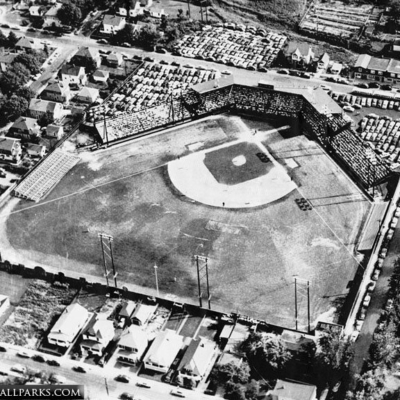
(354, 204), (400, 337)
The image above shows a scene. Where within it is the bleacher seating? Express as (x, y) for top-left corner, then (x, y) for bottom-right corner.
(14, 149), (80, 202)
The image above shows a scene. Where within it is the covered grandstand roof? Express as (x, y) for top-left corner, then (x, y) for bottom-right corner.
(192, 74), (234, 94)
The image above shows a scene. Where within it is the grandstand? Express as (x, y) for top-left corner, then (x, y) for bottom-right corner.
(93, 82), (393, 195)
(13, 149), (80, 202)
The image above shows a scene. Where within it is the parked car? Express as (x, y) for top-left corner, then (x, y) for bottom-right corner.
(358, 308), (367, 320)
(73, 366), (86, 373)
(171, 61), (181, 67)
(120, 393), (134, 400)
(52, 374), (66, 384)
(343, 105), (355, 112)
(221, 70), (232, 75)
(11, 364), (26, 374)
(0, 346), (6, 352)
(116, 375), (130, 383)
(136, 381), (151, 389)
(390, 216), (399, 229)
(32, 354), (45, 363)
(144, 57), (155, 62)
(97, 39), (108, 44)
(363, 295), (371, 308)
(277, 69), (289, 74)
(381, 84), (392, 91)
(368, 82), (380, 89)
(357, 82), (369, 89)
(47, 359), (60, 367)
(17, 351), (30, 358)
(367, 281), (377, 293)
(171, 389), (186, 398)
(371, 269), (381, 281)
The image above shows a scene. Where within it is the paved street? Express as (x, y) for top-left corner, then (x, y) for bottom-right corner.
(0, 343), (211, 400)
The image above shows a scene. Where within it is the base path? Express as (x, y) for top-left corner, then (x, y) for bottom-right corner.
(168, 139), (297, 208)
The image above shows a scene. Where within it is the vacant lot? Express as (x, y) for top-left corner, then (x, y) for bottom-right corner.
(5, 115), (371, 329)
(0, 280), (77, 348)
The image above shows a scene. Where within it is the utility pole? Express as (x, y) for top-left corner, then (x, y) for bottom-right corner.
(98, 233), (118, 288)
(187, 0), (191, 19)
(154, 264), (159, 297)
(195, 255), (211, 309)
(294, 277), (298, 331)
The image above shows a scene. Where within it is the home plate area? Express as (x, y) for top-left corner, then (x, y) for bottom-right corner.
(168, 139), (296, 208)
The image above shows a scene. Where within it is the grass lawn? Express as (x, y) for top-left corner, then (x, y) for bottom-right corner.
(5, 115), (371, 328)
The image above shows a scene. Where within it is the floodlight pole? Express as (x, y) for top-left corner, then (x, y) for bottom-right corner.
(154, 264), (159, 297)
(109, 236), (118, 288)
(206, 260), (211, 310)
(294, 277), (298, 331)
(99, 234), (109, 288)
(196, 256), (203, 308)
(307, 280), (311, 333)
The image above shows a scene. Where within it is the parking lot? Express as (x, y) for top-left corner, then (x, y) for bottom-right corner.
(173, 25), (286, 72)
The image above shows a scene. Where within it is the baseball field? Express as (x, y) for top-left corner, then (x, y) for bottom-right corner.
(4, 114), (371, 329)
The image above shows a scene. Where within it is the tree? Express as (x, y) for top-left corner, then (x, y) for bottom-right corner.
(13, 52), (42, 75)
(0, 63), (30, 94)
(239, 332), (292, 380)
(315, 332), (354, 391)
(7, 31), (18, 48)
(245, 380), (260, 400)
(57, 2), (82, 27)
(161, 14), (168, 30)
(15, 87), (34, 102)
(136, 25), (161, 49)
(210, 362), (250, 386)
(225, 382), (246, 400)
(113, 23), (137, 45)
(0, 95), (28, 121)
(0, 29), (7, 47)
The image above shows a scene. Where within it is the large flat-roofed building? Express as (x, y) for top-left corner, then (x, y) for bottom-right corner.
(143, 329), (183, 373)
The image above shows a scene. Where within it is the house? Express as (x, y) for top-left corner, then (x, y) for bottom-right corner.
(102, 14), (126, 34)
(281, 330), (315, 354)
(331, 62), (343, 75)
(107, 52), (123, 67)
(286, 43), (315, 68)
(26, 143), (46, 158)
(44, 3), (62, 27)
(128, 0), (152, 17)
(0, 295), (10, 316)
(72, 47), (101, 68)
(15, 37), (35, 51)
(119, 301), (136, 326)
(131, 303), (157, 326)
(29, 5), (45, 17)
(0, 53), (17, 72)
(353, 54), (390, 83)
(28, 99), (63, 120)
(117, 325), (148, 364)
(8, 116), (41, 141)
(41, 82), (71, 104)
(177, 338), (216, 382)
(316, 52), (329, 70)
(386, 58), (400, 84)
(118, 7), (128, 16)
(13, 0), (29, 11)
(0, 137), (22, 163)
(266, 380), (317, 400)
(48, 303), (89, 348)
(46, 124), (64, 139)
(74, 87), (99, 104)
(143, 329), (184, 373)
(92, 69), (109, 83)
(61, 65), (87, 86)
(80, 317), (115, 356)
(145, 8), (167, 19)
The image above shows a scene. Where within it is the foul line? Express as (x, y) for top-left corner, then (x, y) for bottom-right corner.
(0, 162), (167, 219)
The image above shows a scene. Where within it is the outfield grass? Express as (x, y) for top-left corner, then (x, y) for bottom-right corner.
(5, 115), (371, 329)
